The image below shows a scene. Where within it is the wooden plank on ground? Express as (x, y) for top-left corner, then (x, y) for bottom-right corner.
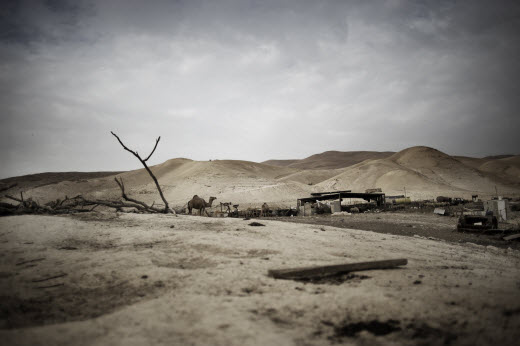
(503, 234), (520, 241)
(268, 258), (407, 280)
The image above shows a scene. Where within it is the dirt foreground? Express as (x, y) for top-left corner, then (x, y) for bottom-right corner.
(1, 213), (519, 346)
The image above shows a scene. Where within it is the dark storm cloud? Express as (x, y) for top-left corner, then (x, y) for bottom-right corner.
(1, 0), (519, 178)
(0, 0), (91, 45)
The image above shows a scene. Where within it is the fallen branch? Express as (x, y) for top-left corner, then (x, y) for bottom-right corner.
(268, 259), (408, 280)
(5, 194), (23, 203)
(504, 234), (520, 241)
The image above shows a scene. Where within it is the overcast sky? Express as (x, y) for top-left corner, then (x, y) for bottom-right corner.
(1, 0), (519, 178)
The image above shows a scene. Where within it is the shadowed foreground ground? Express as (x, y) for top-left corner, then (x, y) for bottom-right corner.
(0, 212), (519, 345)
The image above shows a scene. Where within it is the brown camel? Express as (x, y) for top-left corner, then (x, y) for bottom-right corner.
(187, 195), (217, 216)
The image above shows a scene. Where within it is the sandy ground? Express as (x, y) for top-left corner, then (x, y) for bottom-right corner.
(272, 211), (520, 250)
(1, 213), (520, 346)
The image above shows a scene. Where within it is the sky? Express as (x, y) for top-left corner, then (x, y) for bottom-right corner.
(1, 0), (519, 178)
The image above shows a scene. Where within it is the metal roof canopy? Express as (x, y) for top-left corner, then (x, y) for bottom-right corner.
(310, 190), (351, 196)
(297, 192), (386, 207)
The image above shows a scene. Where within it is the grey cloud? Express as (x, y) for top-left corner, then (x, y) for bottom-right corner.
(0, 0), (519, 178)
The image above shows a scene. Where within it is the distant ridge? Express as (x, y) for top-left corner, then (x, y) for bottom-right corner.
(0, 171), (123, 190)
(262, 150), (395, 170)
(482, 154), (515, 160)
(262, 159), (300, 167)
(2, 147), (519, 207)
(315, 146), (520, 199)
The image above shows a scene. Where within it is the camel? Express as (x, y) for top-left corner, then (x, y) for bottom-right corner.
(260, 202), (269, 217)
(187, 195), (217, 216)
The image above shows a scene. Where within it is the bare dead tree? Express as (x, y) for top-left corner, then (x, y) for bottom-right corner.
(1, 176), (170, 216)
(110, 131), (173, 214)
(0, 134), (175, 216)
(0, 191), (162, 216)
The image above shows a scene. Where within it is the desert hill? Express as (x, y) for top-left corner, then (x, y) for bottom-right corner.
(2, 146), (519, 208)
(479, 155), (520, 181)
(4, 159), (310, 208)
(261, 159), (300, 167)
(315, 146), (520, 199)
(0, 171), (122, 192)
(277, 168), (346, 185)
(454, 155), (520, 184)
(262, 150), (395, 170)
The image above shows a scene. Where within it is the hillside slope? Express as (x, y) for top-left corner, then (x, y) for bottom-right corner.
(262, 151), (395, 170)
(2, 147), (519, 208)
(478, 155), (520, 183)
(315, 147), (520, 199)
(10, 159), (311, 208)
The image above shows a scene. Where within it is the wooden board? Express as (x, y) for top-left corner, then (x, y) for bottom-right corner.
(268, 258), (407, 280)
(504, 234), (520, 241)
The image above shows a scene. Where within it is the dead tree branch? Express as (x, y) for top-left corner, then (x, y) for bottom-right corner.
(114, 177), (163, 213)
(144, 137), (160, 162)
(6, 194), (23, 203)
(1, 185), (165, 216)
(110, 131), (172, 214)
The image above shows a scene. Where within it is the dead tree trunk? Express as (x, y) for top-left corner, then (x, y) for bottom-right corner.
(111, 131), (173, 214)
